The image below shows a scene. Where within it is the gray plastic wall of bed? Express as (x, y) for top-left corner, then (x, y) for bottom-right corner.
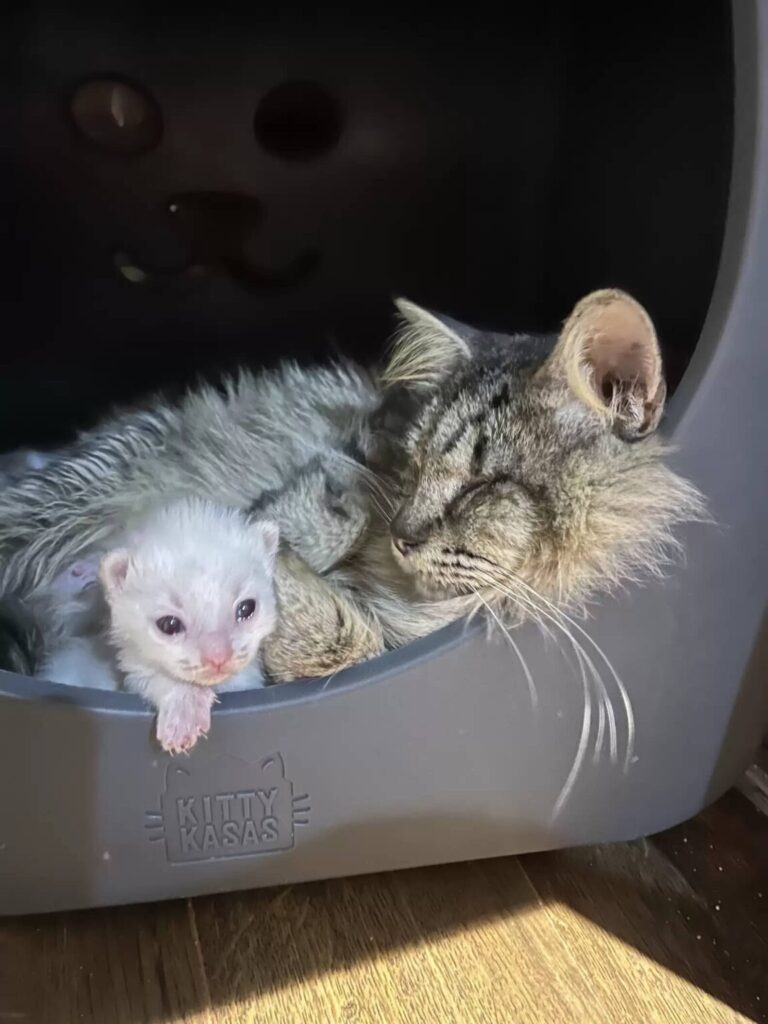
(0, 0), (766, 915)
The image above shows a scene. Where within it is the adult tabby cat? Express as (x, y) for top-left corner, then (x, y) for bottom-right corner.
(0, 289), (702, 682)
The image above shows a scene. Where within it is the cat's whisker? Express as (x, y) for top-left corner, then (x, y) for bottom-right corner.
(465, 566), (550, 639)
(479, 573), (618, 708)
(460, 565), (610, 692)
(325, 450), (398, 513)
(356, 477), (398, 524)
(591, 665), (617, 766)
(369, 498), (395, 525)
(360, 475), (396, 510)
(473, 589), (538, 711)
(543, 614), (617, 768)
(467, 563), (617, 808)
(365, 475), (398, 512)
(366, 492), (390, 523)
(593, 680), (606, 765)
(319, 668), (342, 693)
(469, 559), (633, 775)
(552, 629), (593, 819)
(569, 642), (614, 768)
(511, 576), (634, 772)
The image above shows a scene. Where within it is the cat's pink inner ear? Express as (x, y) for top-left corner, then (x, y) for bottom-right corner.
(547, 289), (666, 438)
(99, 549), (131, 594)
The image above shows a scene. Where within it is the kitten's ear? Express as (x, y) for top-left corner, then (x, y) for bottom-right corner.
(541, 288), (666, 440)
(255, 520), (280, 569)
(380, 297), (472, 390)
(100, 549), (131, 595)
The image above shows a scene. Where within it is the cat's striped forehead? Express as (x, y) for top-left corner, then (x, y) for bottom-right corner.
(409, 366), (526, 460)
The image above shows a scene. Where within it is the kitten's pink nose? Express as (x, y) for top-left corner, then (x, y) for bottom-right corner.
(200, 634), (233, 672)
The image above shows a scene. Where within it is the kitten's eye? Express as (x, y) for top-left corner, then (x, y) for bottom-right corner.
(156, 615), (185, 636)
(235, 599), (257, 622)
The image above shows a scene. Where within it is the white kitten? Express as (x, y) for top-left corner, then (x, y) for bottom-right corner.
(42, 498), (279, 753)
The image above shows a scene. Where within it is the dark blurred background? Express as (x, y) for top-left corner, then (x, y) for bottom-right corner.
(0, 1), (733, 449)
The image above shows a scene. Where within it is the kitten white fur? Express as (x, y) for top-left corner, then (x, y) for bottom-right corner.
(42, 635), (119, 691)
(40, 498), (279, 752)
(42, 631), (267, 693)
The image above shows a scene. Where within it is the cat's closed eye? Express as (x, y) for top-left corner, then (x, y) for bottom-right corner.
(452, 478), (488, 505)
(449, 476), (519, 513)
(235, 599), (257, 622)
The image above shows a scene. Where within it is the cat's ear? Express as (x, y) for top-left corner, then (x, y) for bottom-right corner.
(254, 520), (280, 569)
(542, 289), (666, 440)
(380, 298), (472, 390)
(100, 549), (131, 595)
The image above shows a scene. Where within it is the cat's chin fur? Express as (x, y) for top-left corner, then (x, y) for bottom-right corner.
(525, 441), (706, 610)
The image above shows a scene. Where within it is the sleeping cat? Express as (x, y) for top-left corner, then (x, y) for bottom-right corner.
(0, 289), (702, 682)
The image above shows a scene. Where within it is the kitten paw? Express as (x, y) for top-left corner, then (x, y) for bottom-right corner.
(253, 465), (369, 573)
(262, 550), (384, 682)
(156, 686), (214, 754)
(51, 558), (100, 596)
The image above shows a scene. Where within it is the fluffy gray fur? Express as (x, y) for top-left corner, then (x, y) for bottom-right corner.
(0, 289), (704, 684)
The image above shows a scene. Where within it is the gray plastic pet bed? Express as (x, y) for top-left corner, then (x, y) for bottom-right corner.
(0, 1), (767, 914)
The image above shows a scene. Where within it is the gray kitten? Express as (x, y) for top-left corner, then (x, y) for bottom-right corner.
(0, 289), (702, 683)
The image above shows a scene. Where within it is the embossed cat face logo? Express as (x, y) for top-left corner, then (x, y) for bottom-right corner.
(145, 752), (310, 863)
(69, 77), (342, 291)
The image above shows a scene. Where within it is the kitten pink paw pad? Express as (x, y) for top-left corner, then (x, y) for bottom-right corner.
(156, 688), (214, 754)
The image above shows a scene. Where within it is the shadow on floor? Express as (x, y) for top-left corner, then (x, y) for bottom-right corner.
(3, 785), (768, 1023)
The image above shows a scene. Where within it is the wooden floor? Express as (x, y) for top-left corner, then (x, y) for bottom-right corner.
(3, 754), (768, 1024)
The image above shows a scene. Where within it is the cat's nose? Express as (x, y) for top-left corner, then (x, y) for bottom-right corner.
(391, 516), (429, 556)
(392, 535), (423, 556)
